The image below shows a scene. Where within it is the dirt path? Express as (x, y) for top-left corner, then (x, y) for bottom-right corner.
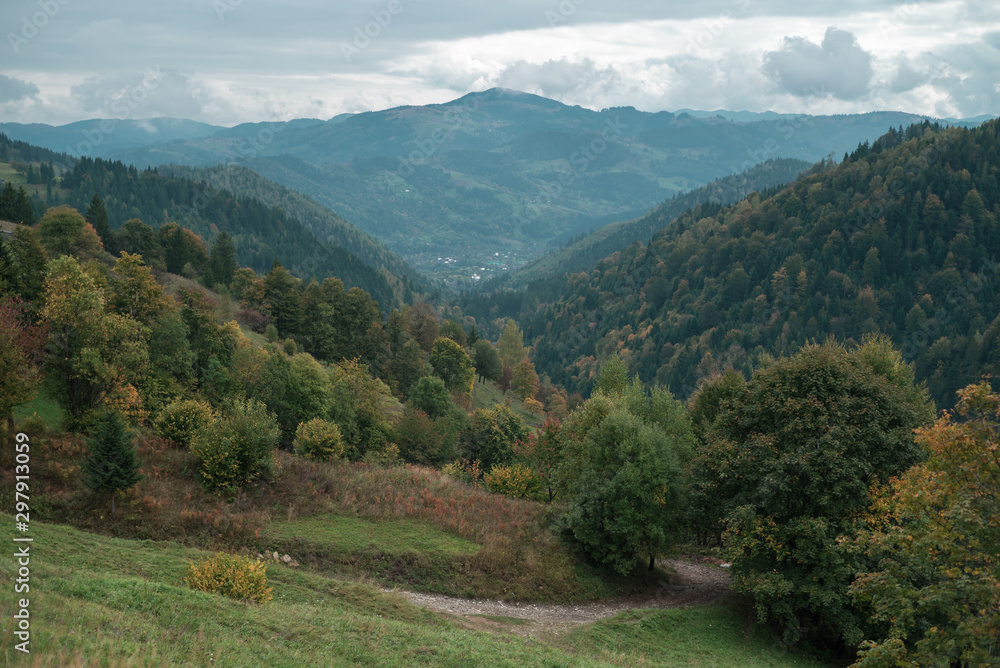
(384, 559), (732, 639)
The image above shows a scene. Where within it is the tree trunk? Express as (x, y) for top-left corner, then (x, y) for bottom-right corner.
(649, 554), (655, 571)
(110, 491), (116, 516)
(5, 415), (13, 434)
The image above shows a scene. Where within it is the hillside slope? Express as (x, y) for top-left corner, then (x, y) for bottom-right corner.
(519, 120), (1000, 407)
(3, 91), (974, 285)
(481, 157), (811, 292)
(161, 163), (430, 294)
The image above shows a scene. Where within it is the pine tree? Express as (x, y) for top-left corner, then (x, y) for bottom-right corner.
(85, 194), (111, 245)
(83, 411), (143, 515)
(208, 230), (238, 287)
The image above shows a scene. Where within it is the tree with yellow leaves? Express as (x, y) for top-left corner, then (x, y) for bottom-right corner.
(42, 256), (149, 428)
(850, 381), (1000, 666)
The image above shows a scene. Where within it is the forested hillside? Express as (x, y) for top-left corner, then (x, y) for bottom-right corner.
(54, 156), (421, 310)
(517, 120), (1000, 407)
(484, 158), (811, 291)
(161, 163), (429, 296)
(458, 159), (812, 319)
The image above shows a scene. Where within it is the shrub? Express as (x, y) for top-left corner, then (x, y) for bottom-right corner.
(361, 442), (402, 467)
(484, 463), (542, 499)
(191, 398), (280, 495)
(394, 406), (445, 464)
(293, 418), (343, 461)
(442, 458), (482, 486)
(235, 308), (268, 333)
(523, 397), (545, 415)
(264, 323), (279, 343)
(409, 376), (453, 420)
(463, 403), (528, 472)
(185, 552), (272, 604)
(18, 412), (47, 437)
(154, 398), (214, 447)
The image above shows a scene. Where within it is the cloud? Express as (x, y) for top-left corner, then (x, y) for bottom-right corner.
(0, 75), (40, 104)
(493, 58), (628, 103)
(69, 69), (222, 120)
(763, 27), (873, 99)
(888, 59), (926, 93)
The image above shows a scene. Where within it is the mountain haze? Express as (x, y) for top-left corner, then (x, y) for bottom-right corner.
(4, 90), (985, 287)
(509, 119), (1000, 409)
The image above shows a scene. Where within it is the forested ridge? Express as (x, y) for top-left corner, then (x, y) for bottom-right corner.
(161, 163), (431, 297)
(514, 119), (1000, 406)
(2, 118), (999, 665)
(476, 157), (812, 292)
(0, 131), (426, 311)
(57, 156), (419, 310)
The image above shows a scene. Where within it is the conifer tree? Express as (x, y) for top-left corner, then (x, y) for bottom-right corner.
(85, 193), (111, 245)
(83, 411), (143, 515)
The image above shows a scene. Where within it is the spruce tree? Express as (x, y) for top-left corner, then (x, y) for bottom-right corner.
(83, 411), (143, 515)
(208, 230), (238, 287)
(85, 193), (111, 245)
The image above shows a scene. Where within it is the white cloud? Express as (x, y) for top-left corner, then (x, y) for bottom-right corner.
(762, 27), (874, 100)
(0, 1), (995, 124)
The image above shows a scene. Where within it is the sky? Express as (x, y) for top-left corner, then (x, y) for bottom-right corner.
(0, 0), (997, 126)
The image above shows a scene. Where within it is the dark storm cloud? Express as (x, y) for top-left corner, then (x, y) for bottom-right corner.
(763, 27), (874, 100)
(0, 74), (39, 103)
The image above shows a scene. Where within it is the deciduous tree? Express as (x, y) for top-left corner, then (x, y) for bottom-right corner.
(472, 339), (501, 383)
(850, 381), (1000, 666)
(692, 340), (933, 647)
(429, 337), (475, 398)
(42, 256), (149, 427)
(0, 297), (47, 430)
(512, 359), (540, 401)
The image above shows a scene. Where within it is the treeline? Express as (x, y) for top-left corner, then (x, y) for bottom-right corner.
(472, 157), (812, 296)
(55, 156), (415, 310)
(162, 163), (431, 298)
(3, 199), (995, 664)
(517, 119), (1000, 406)
(0, 131), (73, 169)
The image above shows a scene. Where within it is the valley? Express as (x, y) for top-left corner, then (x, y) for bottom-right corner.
(1, 88), (998, 668)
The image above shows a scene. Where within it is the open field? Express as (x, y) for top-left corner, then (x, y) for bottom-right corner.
(0, 517), (836, 667)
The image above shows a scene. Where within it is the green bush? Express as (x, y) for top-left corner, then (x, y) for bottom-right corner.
(185, 552), (272, 604)
(409, 376), (453, 420)
(394, 406), (445, 464)
(463, 403), (528, 472)
(293, 418), (343, 461)
(154, 398), (214, 447)
(484, 463), (542, 499)
(191, 398), (280, 494)
(18, 412), (47, 437)
(361, 442), (402, 468)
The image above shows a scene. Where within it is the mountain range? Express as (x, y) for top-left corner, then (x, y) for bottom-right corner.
(3, 89), (991, 287)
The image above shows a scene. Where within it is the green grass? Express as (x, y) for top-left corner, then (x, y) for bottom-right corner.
(263, 514), (480, 559)
(1, 517), (836, 667)
(0, 161), (27, 184)
(471, 377), (543, 427)
(13, 379), (66, 431)
(563, 606), (839, 667)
